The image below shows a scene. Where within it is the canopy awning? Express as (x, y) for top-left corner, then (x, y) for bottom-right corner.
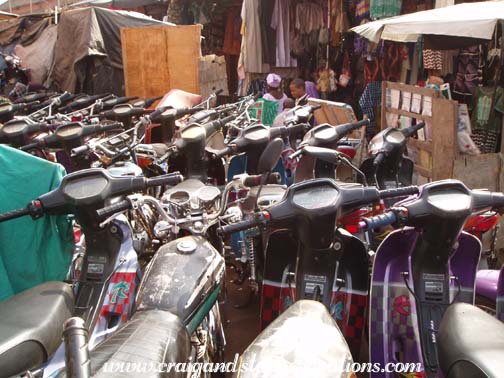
(70, 0), (166, 8)
(350, 1), (504, 44)
(0, 10), (18, 20)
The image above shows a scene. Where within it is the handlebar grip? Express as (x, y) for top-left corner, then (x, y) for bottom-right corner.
(214, 89), (224, 96)
(218, 214), (265, 235)
(59, 92), (73, 103)
(242, 173), (282, 187)
(20, 141), (40, 151)
(353, 118), (370, 130)
(287, 123), (308, 136)
(360, 211), (397, 230)
(149, 107), (166, 120)
(0, 206), (31, 223)
(213, 146), (233, 159)
(100, 122), (123, 132)
(379, 186), (419, 200)
(96, 199), (131, 220)
(71, 145), (90, 157)
(145, 173), (183, 188)
(403, 122), (426, 138)
(373, 152), (386, 167)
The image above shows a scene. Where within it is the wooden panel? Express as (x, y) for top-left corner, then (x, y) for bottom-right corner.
(121, 26), (170, 99)
(165, 25), (201, 95)
(121, 25), (201, 99)
(409, 138), (433, 153)
(386, 81), (440, 97)
(431, 97), (458, 180)
(453, 153), (503, 191)
(385, 107), (433, 121)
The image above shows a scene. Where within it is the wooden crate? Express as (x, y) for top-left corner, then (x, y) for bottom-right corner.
(121, 25), (202, 99)
(380, 81), (458, 181)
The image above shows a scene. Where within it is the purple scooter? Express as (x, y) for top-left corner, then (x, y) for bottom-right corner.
(361, 179), (504, 378)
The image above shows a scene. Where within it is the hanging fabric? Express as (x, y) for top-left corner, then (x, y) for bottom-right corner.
(239, 0), (268, 73)
(370, 0), (402, 20)
(271, 0), (297, 67)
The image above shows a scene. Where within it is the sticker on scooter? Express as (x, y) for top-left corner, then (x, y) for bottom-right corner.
(110, 281), (130, 304)
(393, 295), (411, 317)
(332, 301), (344, 320)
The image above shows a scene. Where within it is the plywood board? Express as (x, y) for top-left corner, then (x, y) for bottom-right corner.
(121, 25), (201, 99)
(453, 153), (503, 191)
(431, 97), (458, 180)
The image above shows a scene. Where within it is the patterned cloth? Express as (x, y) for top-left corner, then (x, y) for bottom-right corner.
(423, 49), (443, 71)
(249, 98), (279, 126)
(370, 0), (402, 20)
(359, 81), (382, 136)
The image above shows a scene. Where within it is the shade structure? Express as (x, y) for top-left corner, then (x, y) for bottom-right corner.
(350, 1), (504, 44)
(70, 0), (165, 8)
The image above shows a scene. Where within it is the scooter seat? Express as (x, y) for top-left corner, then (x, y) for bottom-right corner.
(235, 300), (352, 378)
(0, 281), (74, 376)
(439, 303), (504, 378)
(73, 310), (190, 378)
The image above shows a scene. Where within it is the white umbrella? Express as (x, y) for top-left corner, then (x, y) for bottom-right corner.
(351, 1), (504, 43)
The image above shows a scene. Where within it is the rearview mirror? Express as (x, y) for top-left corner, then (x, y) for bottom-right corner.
(258, 138), (283, 173)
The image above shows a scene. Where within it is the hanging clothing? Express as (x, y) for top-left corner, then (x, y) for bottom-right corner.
(295, 1), (324, 34)
(223, 6), (242, 56)
(454, 46), (484, 97)
(359, 81), (382, 136)
(240, 0), (267, 73)
(370, 0), (402, 20)
(260, 0), (277, 65)
(271, 0), (297, 68)
(423, 49), (443, 71)
(263, 92), (288, 113)
(355, 0), (370, 22)
(331, 0), (350, 45)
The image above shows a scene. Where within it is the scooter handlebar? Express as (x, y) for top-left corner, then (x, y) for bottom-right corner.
(379, 186), (419, 200)
(0, 206), (32, 223)
(403, 122), (426, 138)
(359, 211), (397, 230)
(218, 212), (269, 235)
(242, 173), (281, 187)
(145, 173), (184, 188)
(96, 199), (132, 219)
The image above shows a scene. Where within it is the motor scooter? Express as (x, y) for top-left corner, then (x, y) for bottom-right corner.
(218, 179), (418, 360)
(360, 179), (504, 377)
(359, 122), (425, 190)
(0, 168), (183, 377)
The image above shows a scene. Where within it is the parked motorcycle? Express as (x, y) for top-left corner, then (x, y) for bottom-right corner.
(0, 168), (183, 377)
(359, 122), (425, 189)
(233, 300), (354, 378)
(360, 179), (504, 377)
(218, 179), (418, 360)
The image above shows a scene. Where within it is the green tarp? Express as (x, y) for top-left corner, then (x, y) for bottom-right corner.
(0, 146), (73, 301)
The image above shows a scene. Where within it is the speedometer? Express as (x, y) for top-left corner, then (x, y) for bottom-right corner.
(292, 184), (338, 210)
(427, 189), (471, 212)
(56, 124), (83, 138)
(63, 175), (108, 200)
(2, 121), (27, 135)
